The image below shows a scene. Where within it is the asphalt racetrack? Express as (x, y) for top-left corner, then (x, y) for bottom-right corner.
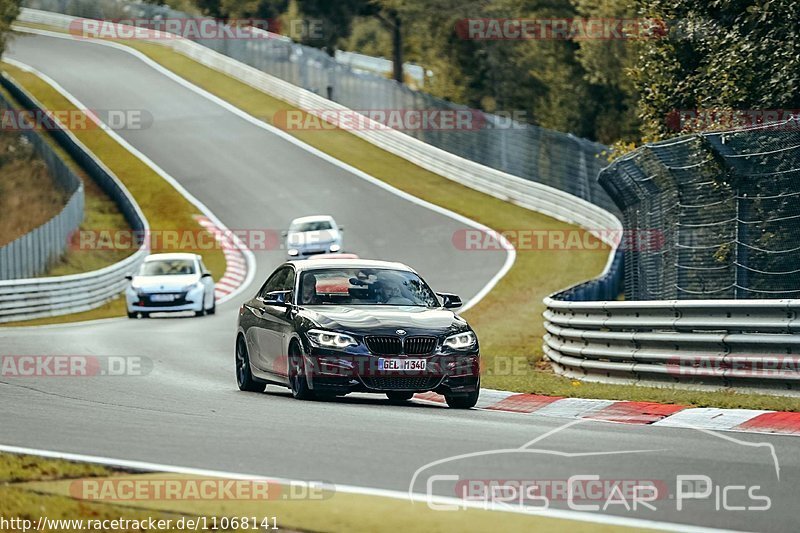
(2, 32), (798, 532)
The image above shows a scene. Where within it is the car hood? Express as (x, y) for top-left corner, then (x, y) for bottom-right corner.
(132, 274), (199, 292)
(287, 229), (338, 246)
(303, 305), (467, 336)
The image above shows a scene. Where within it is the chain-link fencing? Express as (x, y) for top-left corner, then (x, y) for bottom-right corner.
(599, 118), (800, 300)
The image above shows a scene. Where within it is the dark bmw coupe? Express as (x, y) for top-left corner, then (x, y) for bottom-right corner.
(235, 259), (480, 408)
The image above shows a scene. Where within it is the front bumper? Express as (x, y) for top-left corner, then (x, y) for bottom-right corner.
(302, 348), (480, 395)
(287, 243), (341, 258)
(125, 286), (204, 313)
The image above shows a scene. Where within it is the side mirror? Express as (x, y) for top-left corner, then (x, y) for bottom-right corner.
(437, 292), (462, 309)
(281, 230), (288, 237)
(201, 272), (212, 278)
(125, 274), (133, 281)
(263, 290), (291, 306)
(338, 226), (344, 232)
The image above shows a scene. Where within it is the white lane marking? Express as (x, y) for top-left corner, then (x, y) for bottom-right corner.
(653, 408), (773, 430)
(11, 26), (515, 313)
(3, 55), (257, 307)
(0, 444), (725, 532)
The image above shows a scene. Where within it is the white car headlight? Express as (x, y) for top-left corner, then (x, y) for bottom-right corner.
(182, 282), (202, 292)
(288, 248), (299, 256)
(329, 244), (341, 252)
(443, 331), (476, 350)
(307, 329), (357, 349)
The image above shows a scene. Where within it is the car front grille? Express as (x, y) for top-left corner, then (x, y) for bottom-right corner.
(365, 336), (403, 355)
(362, 376), (442, 391)
(141, 292), (189, 307)
(364, 336), (437, 355)
(404, 336), (437, 355)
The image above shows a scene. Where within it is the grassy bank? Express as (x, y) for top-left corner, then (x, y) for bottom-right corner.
(0, 85), (131, 277)
(0, 130), (68, 246)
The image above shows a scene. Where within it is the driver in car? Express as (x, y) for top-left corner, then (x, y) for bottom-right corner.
(301, 273), (321, 305)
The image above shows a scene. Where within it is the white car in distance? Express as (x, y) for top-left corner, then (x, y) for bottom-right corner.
(125, 253), (216, 318)
(284, 215), (344, 258)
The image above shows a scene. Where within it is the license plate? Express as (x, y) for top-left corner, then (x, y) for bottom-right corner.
(150, 294), (175, 302)
(379, 358), (426, 371)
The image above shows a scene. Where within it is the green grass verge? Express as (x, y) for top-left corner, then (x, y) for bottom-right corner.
(0, 60), (227, 325)
(0, 453), (649, 532)
(9, 23), (800, 411)
(0, 297), (128, 327)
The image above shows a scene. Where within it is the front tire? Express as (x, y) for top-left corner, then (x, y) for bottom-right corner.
(236, 336), (266, 392)
(289, 342), (315, 400)
(445, 381), (480, 409)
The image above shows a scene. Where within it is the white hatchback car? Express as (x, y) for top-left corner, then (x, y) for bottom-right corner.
(284, 215), (344, 258)
(125, 253), (216, 318)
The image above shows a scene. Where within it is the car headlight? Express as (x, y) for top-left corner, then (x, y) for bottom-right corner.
(288, 248), (299, 256)
(443, 331), (476, 350)
(182, 282), (202, 292)
(329, 244), (341, 252)
(307, 329), (358, 349)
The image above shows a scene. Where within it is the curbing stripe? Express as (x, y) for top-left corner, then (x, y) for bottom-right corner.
(585, 401), (688, 425)
(415, 390), (800, 436)
(653, 408), (772, 430)
(194, 215), (249, 300)
(485, 394), (563, 413)
(533, 398), (616, 419)
(735, 411), (800, 435)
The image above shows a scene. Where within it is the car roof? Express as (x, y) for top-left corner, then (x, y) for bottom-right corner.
(289, 258), (414, 272)
(308, 253), (359, 260)
(290, 215), (335, 224)
(144, 253), (199, 261)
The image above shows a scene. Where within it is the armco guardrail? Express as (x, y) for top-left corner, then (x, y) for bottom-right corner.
(0, 77), (84, 279)
(543, 295), (800, 391)
(16, 8), (621, 238)
(0, 72), (148, 323)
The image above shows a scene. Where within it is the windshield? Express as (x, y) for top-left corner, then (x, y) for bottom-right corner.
(299, 268), (439, 307)
(290, 220), (333, 232)
(139, 259), (196, 276)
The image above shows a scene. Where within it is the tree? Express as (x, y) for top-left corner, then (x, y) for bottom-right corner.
(632, 0), (800, 140)
(0, 0), (20, 56)
(573, 0), (642, 143)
